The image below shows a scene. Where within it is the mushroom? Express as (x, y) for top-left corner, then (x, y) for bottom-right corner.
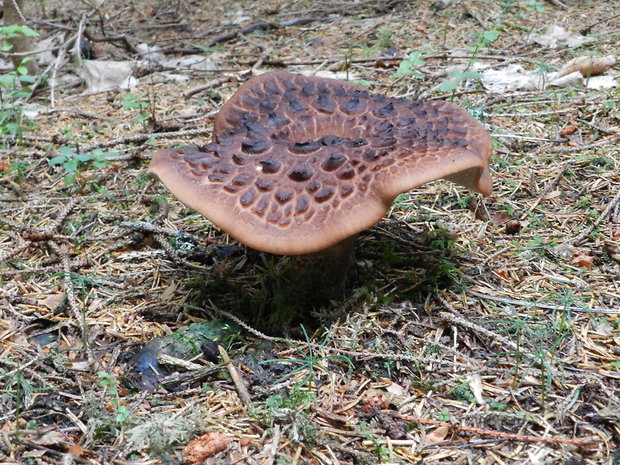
(149, 71), (492, 299)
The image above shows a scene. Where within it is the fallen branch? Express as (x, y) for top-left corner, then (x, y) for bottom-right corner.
(383, 410), (599, 448)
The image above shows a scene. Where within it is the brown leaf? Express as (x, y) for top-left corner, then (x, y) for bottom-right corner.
(182, 432), (231, 463)
(558, 55), (616, 78)
(504, 220), (523, 235)
(35, 430), (71, 447)
(491, 210), (512, 226)
(560, 123), (577, 136)
(68, 444), (86, 457)
(38, 293), (66, 311)
(362, 390), (390, 413)
(571, 252), (595, 268)
(425, 426), (450, 444)
(495, 267), (510, 280)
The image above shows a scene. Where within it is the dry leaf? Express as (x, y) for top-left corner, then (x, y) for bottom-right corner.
(425, 426), (450, 444)
(504, 220), (523, 235)
(560, 123), (577, 136)
(491, 210), (512, 226)
(467, 374), (486, 405)
(380, 378), (407, 396)
(571, 252), (595, 268)
(78, 60), (138, 93)
(35, 430), (69, 446)
(182, 432), (231, 463)
(551, 242), (577, 259)
(495, 267), (510, 280)
(557, 55), (616, 78)
(68, 444), (86, 457)
(362, 390), (390, 413)
(38, 293), (66, 311)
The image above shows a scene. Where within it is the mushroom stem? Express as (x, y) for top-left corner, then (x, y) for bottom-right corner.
(280, 235), (358, 305)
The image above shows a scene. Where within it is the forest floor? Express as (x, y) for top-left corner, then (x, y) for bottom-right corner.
(1, 0), (619, 464)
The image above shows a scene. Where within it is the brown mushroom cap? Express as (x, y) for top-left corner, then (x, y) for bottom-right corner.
(149, 71), (493, 255)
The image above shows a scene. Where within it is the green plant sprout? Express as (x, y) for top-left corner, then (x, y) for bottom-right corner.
(377, 26), (394, 49)
(121, 92), (150, 129)
(439, 30), (500, 94)
(435, 407), (452, 422)
(262, 326), (354, 387)
(0, 25), (39, 140)
(357, 420), (391, 461)
(97, 371), (130, 424)
(394, 51), (426, 79)
(48, 146), (118, 185)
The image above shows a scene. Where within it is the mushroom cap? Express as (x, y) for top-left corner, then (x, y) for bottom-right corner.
(149, 71), (493, 255)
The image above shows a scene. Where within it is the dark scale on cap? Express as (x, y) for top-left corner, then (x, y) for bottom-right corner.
(340, 184), (354, 198)
(190, 168), (208, 177)
(240, 189), (257, 206)
(184, 150), (209, 165)
(260, 156), (281, 174)
(252, 196), (269, 216)
(295, 195), (309, 214)
(321, 152), (347, 171)
(288, 165), (314, 182)
(337, 169), (355, 180)
(259, 99), (278, 112)
(373, 137), (397, 148)
(284, 90), (306, 113)
(373, 102), (398, 118)
(238, 94), (259, 108)
(267, 112), (290, 128)
(397, 117), (417, 127)
(363, 149), (377, 162)
(332, 84), (348, 97)
(290, 140), (321, 154)
(301, 82), (315, 97)
(374, 120), (396, 136)
(264, 80), (281, 94)
(341, 97), (364, 114)
(241, 140), (270, 154)
(275, 189), (294, 204)
(232, 174), (252, 186)
(288, 99), (306, 113)
(256, 180), (274, 191)
(224, 184), (241, 193)
(320, 135), (344, 146)
(208, 173), (227, 182)
(306, 180), (321, 193)
(283, 80), (298, 92)
(267, 210), (282, 223)
(314, 94), (336, 113)
(214, 164), (235, 175)
(317, 82), (331, 94)
(232, 154), (247, 165)
(452, 126), (469, 136)
(198, 144), (216, 152)
(314, 186), (335, 203)
(191, 159), (215, 171)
